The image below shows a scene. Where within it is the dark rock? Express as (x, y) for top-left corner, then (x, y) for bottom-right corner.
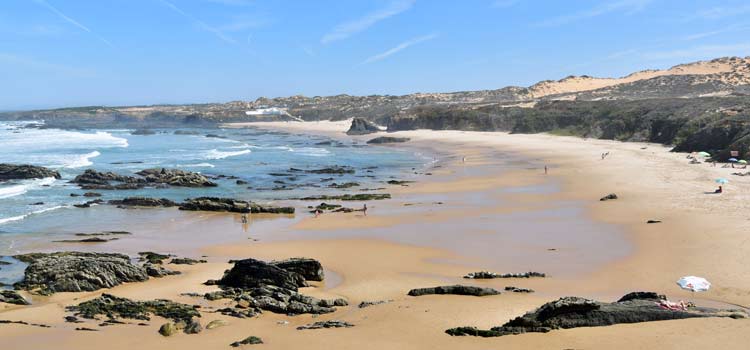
(304, 166), (355, 174)
(64, 316), (81, 323)
(183, 318), (202, 334)
(408, 285), (501, 297)
(366, 136), (410, 144)
(75, 327), (98, 331)
(0, 290), (30, 305)
(647, 220), (662, 224)
(600, 193), (618, 201)
(297, 193), (391, 201)
(297, 320), (354, 330)
(53, 237), (118, 243)
(14, 252), (149, 294)
(144, 263), (181, 278)
(109, 197), (177, 207)
(0, 164), (61, 180)
(218, 258), (305, 291)
(173, 130), (201, 135)
(504, 286), (535, 293)
(170, 257), (207, 265)
(72, 169), (145, 190)
(463, 271), (546, 279)
(75, 231), (131, 237)
(179, 197), (294, 214)
(131, 128), (156, 135)
(387, 180), (414, 185)
(67, 293), (200, 325)
(446, 293), (748, 337)
(83, 192), (102, 197)
(270, 258), (325, 282)
(230, 336), (263, 347)
(346, 117), (381, 135)
(138, 252), (171, 264)
(328, 182), (360, 189)
(30, 202), (45, 205)
(358, 300), (392, 308)
(236, 180), (248, 185)
(135, 168), (217, 187)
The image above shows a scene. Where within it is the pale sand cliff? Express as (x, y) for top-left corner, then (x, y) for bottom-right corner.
(2, 120), (750, 349)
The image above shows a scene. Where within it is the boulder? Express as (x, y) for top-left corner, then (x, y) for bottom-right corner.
(72, 169), (145, 190)
(179, 197), (294, 214)
(408, 285), (501, 297)
(366, 136), (410, 144)
(14, 252), (149, 294)
(135, 168), (217, 187)
(0, 290), (30, 305)
(170, 257), (207, 265)
(230, 336), (263, 347)
(446, 293), (748, 337)
(0, 164), (61, 180)
(159, 322), (178, 336)
(346, 118), (380, 135)
(218, 258), (306, 291)
(600, 193), (618, 201)
(205, 319), (229, 329)
(304, 166), (355, 174)
(109, 197), (177, 207)
(68, 293), (200, 325)
(131, 128), (156, 135)
(270, 258), (325, 282)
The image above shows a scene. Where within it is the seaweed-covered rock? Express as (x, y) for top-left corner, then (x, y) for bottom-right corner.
(135, 168), (217, 187)
(219, 258), (306, 291)
(170, 257), (208, 265)
(297, 320), (354, 330)
(159, 322), (178, 336)
(109, 197), (177, 207)
(72, 169), (145, 190)
(346, 117), (380, 135)
(304, 166), (355, 174)
(0, 164), (61, 180)
(0, 290), (30, 305)
(366, 136), (410, 144)
(297, 193), (391, 201)
(14, 252), (148, 294)
(446, 293), (749, 337)
(68, 294), (200, 325)
(179, 197), (295, 214)
(270, 258), (325, 282)
(231, 336), (263, 347)
(408, 285), (500, 297)
(138, 252), (171, 264)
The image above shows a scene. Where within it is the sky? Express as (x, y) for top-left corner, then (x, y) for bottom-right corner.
(1, 0), (749, 110)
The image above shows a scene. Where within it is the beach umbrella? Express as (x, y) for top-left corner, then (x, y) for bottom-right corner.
(728, 158), (738, 162)
(715, 178), (729, 184)
(677, 276), (711, 292)
(739, 160), (748, 164)
(698, 151), (711, 157)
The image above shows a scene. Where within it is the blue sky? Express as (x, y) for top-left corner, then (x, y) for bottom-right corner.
(1, 0), (749, 110)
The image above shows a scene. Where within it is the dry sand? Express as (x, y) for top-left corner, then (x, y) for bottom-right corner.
(2, 119), (750, 349)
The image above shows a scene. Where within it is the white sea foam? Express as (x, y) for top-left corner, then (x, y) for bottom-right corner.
(0, 205), (66, 225)
(63, 151), (101, 168)
(292, 147), (331, 157)
(0, 177), (57, 199)
(204, 149), (251, 160)
(179, 163), (216, 168)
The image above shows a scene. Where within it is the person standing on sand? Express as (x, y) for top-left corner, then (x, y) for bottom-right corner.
(241, 214), (248, 224)
(363, 204), (367, 216)
(544, 165), (548, 175)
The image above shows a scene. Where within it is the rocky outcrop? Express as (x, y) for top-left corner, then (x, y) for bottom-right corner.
(219, 258), (306, 291)
(367, 136), (410, 144)
(72, 169), (146, 190)
(446, 293), (748, 337)
(0, 291), (30, 305)
(109, 197), (178, 207)
(297, 320), (354, 330)
(14, 252), (149, 294)
(170, 257), (207, 265)
(346, 118), (380, 135)
(408, 285), (501, 297)
(463, 271), (546, 279)
(135, 168), (217, 187)
(231, 336), (263, 347)
(270, 258), (325, 282)
(178, 197), (295, 214)
(303, 166), (355, 174)
(0, 164), (61, 181)
(600, 193), (618, 201)
(297, 193), (391, 201)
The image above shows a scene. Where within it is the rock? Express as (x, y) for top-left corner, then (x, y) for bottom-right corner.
(647, 220), (662, 224)
(407, 285), (501, 297)
(0, 290), (30, 305)
(183, 318), (202, 334)
(67, 293), (200, 325)
(179, 197), (294, 214)
(230, 336), (263, 347)
(366, 136), (410, 144)
(296, 320), (354, 330)
(236, 180), (248, 185)
(75, 327), (98, 331)
(138, 252), (171, 264)
(159, 322), (178, 336)
(446, 293), (749, 337)
(170, 257), (207, 265)
(463, 271), (546, 279)
(303, 166), (355, 174)
(387, 180), (413, 185)
(72, 169), (146, 190)
(218, 258), (305, 291)
(83, 192), (102, 197)
(131, 128), (156, 135)
(346, 117), (380, 135)
(14, 252), (149, 294)
(144, 263), (181, 278)
(174, 130), (201, 135)
(75, 231), (132, 237)
(53, 237), (118, 243)
(504, 286), (534, 293)
(270, 258), (325, 282)
(358, 300), (392, 308)
(0, 164), (61, 180)
(328, 182), (360, 189)
(205, 319), (229, 329)
(297, 193), (391, 201)
(109, 197), (177, 207)
(135, 168), (217, 187)
(600, 193), (618, 201)
(64, 316), (81, 323)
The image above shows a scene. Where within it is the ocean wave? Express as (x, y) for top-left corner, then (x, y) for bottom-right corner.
(291, 147), (331, 157)
(0, 205), (66, 225)
(63, 151), (101, 168)
(0, 129), (128, 155)
(204, 149), (251, 160)
(178, 162), (215, 168)
(0, 177), (57, 199)
(227, 143), (252, 149)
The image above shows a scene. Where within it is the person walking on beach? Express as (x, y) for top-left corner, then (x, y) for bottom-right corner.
(544, 165), (548, 175)
(363, 204), (368, 216)
(241, 214), (248, 224)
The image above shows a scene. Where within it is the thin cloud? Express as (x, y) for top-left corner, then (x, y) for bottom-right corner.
(158, 0), (237, 44)
(321, 0), (415, 44)
(361, 33), (437, 65)
(535, 0), (651, 27)
(33, 0), (114, 48)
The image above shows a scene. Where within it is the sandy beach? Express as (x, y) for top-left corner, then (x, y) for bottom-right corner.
(2, 120), (750, 349)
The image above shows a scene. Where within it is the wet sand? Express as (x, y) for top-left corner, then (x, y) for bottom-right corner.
(1, 121), (749, 349)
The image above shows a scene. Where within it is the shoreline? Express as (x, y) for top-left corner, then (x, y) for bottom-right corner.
(1, 120), (749, 349)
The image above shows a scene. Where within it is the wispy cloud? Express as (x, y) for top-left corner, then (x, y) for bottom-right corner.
(321, 0), (415, 44)
(535, 0), (651, 27)
(492, 0), (521, 8)
(641, 43), (750, 61)
(33, 0), (114, 48)
(687, 5), (750, 20)
(360, 33), (437, 65)
(158, 0), (237, 44)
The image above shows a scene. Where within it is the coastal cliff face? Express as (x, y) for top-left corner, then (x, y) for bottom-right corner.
(2, 56), (749, 156)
